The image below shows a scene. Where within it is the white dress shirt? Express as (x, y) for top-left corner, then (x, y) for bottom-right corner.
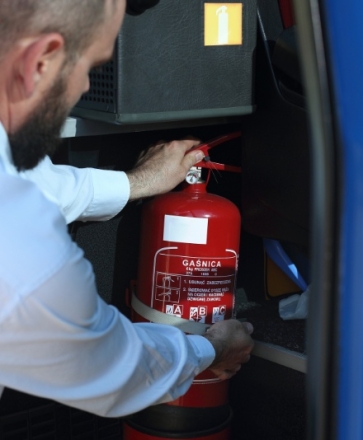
(21, 155), (129, 224)
(0, 123), (215, 417)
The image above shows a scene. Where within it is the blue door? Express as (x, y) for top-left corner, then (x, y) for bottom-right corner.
(294, 0), (363, 438)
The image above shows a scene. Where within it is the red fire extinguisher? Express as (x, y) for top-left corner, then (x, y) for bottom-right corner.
(125, 132), (242, 440)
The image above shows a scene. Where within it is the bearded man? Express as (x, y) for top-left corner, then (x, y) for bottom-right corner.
(0, 0), (253, 417)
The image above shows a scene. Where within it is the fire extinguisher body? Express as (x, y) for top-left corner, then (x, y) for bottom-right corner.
(126, 182), (241, 440)
(135, 183), (241, 328)
(126, 135), (242, 440)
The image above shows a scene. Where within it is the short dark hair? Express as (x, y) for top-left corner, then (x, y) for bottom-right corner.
(0, 0), (118, 62)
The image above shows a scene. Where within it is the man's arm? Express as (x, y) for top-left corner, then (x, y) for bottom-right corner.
(21, 156), (130, 224)
(126, 139), (203, 200)
(21, 139), (204, 224)
(1, 150), (254, 418)
(0, 257), (253, 417)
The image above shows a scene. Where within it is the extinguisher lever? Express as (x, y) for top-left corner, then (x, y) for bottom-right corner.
(199, 161), (242, 173)
(190, 131), (242, 173)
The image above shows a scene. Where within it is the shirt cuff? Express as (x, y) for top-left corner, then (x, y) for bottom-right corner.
(187, 335), (216, 372)
(86, 169), (130, 221)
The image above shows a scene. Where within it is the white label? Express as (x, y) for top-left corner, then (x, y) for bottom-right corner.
(163, 215), (208, 245)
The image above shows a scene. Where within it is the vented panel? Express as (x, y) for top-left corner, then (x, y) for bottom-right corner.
(78, 61), (116, 113)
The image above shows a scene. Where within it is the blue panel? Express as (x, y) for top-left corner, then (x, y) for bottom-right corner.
(263, 239), (308, 291)
(322, 1), (363, 438)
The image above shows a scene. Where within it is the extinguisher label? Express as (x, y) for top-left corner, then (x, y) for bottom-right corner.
(163, 215), (208, 245)
(152, 251), (237, 324)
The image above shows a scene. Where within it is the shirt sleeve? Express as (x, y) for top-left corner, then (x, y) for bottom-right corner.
(0, 240), (215, 418)
(0, 141), (216, 418)
(21, 156), (130, 224)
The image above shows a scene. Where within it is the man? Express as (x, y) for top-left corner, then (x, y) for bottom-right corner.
(0, 0), (254, 417)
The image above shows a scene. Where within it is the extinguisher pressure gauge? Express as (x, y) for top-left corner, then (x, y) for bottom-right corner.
(185, 167), (202, 184)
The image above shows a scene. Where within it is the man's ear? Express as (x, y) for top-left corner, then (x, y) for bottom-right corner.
(15, 33), (65, 99)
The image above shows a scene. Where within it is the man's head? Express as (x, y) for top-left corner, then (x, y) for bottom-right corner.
(0, 0), (125, 170)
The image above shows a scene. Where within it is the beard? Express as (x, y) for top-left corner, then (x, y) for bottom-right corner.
(9, 74), (70, 171)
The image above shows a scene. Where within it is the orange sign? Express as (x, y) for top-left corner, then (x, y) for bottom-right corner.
(204, 3), (243, 46)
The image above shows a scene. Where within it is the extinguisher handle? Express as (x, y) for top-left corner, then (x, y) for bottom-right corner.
(189, 131), (242, 173)
(199, 161), (242, 173)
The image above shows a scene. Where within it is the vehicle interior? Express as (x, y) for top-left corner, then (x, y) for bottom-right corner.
(0, 0), (337, 439)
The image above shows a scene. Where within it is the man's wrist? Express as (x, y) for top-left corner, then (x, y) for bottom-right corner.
(187, 334), (216, 371)
(125, 169), (149, 201)
(202, 332), (224, 368)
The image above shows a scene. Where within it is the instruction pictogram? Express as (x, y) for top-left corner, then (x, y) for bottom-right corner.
(204, 3), (243, 46)
(212, 305), (227, 323)
(155, 272), (181, 303)
(166, 304), (184, 317)
(189, 306), (208, 323)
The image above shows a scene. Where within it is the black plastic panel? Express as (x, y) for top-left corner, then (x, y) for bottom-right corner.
(74, 0), (257, 125)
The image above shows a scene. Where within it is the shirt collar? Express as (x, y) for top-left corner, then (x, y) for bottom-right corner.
(0, 122), (18, 176)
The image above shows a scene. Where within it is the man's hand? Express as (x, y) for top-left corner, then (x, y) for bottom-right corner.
(126, 139), (204, 200)
(203, 320), (254, 380)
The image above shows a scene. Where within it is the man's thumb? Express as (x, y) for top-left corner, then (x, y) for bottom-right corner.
(184, 150), (205, 169)
(242, 322), (254, 335)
